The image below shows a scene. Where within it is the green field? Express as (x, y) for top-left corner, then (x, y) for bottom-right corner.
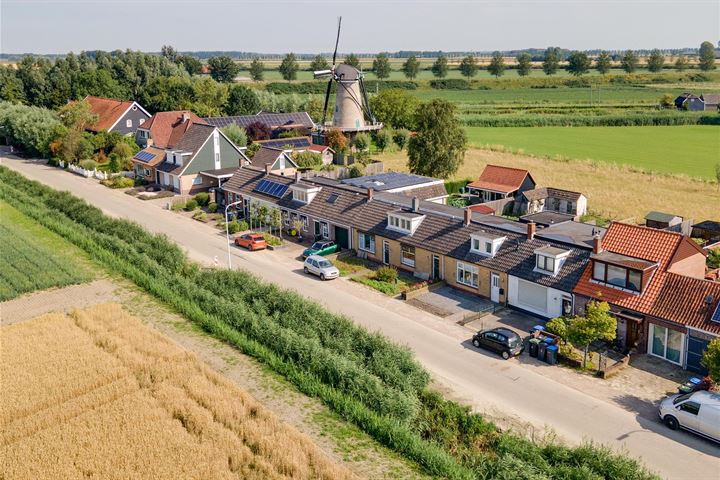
(466, 125), (720, 179)
(0, 201), (92, 300)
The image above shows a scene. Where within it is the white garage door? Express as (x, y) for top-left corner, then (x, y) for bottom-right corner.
(517, 279), (547, 312)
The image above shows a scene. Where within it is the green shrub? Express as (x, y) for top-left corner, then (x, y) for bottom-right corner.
(194, 192), (210, 206)
(101, 176), (134, 189)
(184, 198), (198, 211)
(79, 159), (98, 170)
(192, 211), (207, 221)
(207, 202), (218, 213)
(227, 220), (240, 234)
(236, 220), (249, 232)
(263, 234), (283, 246)
(393, 129), (411, 150)
(430, 79), (471, 90)
(374, 266), (398, 283)
(444, 178), (471, 195)
(170, 200), (186, 211)
(348, 163), (363, 178)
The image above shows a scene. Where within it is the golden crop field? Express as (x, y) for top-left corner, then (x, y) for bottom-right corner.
(1, 304), (354, 480)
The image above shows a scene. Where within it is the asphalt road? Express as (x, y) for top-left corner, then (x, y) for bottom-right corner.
(3, 155), (718, 479)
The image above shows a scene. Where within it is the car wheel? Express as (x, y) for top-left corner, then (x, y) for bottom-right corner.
(664, 415), (679, 430)
(501, 350), (510, 360)
(303, 267), (308, 274)
(472, 339), (481, 348)
(320, 274), (326, 281)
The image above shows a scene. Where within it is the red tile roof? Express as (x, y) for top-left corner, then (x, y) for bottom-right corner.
(573, 223), (705, 318)
(467, 165), (534, 194)
(308, 144), (332, 153)
(139, 111), (207, 149)
(85, 96), (136, 132)
(469, 204), (495, 215)
(651, 274), (720, 334)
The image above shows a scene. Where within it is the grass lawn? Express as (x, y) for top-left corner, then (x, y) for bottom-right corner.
(332, 255), (372, 277)
(0, 200), (93, 301)
(465, 125), (720, 179)
(352, 271), (416, 296)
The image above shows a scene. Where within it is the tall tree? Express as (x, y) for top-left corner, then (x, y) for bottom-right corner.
(699, 41), (717, 71)
(278, 53), (299, 81)
(368, 88), (419, 130)
(646, 49), (665, 72)
(178, 55), (203, 75)
(431, 54), (449, 78)
(372, 53), (391, 79)
(458, 55), (478, 78)
(343, 53), (361, 70)
(487, 52), (506, 78)
(208, 56), (240, 83)
(160, 45), (178, 62)
(542, 47), (560, 75)
(674, 56), (689, 71)
(703, 338), (720, 382)
(566, 51), (591, 76)
(309, 54), (329, 72)
(402, 55), (420, 79)
(595, 51), (612, 74)
(620, 50), (639, 73)
(225, 84), (260, 116)
(222, 123), (247, 147)
(515, 52), (532, 76)
(249, 58), (265, 82)
(408, 99), (467, 179)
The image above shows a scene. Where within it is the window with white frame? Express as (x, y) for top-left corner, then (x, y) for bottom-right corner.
(359, 233), (375, 253)
(649, 324), (683, 365)
(192, 177), (203, 186)
(485, 241), (492, 254)
(126, 119), (132, 128)
(536, 255), (555, 273)
(456, 262), (478, 288)
(401, 244), (415, 267)
(293, 190), (308, 203)
(300, 215), (308, 231)
(143, 168), (150, 176)
(214, 152), (221, 169)
(320, 221), (329, 238)
(282, 210), (289, 226)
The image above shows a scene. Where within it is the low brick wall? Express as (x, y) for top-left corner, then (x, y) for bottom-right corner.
(401, 281), (445, 300)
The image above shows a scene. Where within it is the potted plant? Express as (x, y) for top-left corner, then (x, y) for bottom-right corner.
(292, 219), (305, 241)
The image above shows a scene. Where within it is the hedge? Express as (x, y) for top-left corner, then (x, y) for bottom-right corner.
(461, 112), (720, 127)
(265, 80), (417, 95)
(430, 79), (471, 90)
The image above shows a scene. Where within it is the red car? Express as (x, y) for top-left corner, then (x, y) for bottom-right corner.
(235, 233), (267, 251)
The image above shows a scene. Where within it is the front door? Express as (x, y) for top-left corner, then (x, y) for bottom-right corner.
(432, 255), (441, 280)
(626, 319), (640, 350)
(562, 296), (573, 316)
(314, 221), (321, 239)
(382, 241), (390, 265)
(490, 273), (500, 303)
(155, 170), (161, 184)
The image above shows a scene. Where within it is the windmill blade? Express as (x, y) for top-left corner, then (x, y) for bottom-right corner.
(332, 16), (342, 66)
(321, 78), (333, 126)
(313, 69), (333, 79)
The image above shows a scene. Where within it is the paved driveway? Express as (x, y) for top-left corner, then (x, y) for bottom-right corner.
(3, 155), (719, 479)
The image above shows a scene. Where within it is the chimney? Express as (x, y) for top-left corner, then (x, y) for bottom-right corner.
(264, 164), (271, 175)
(367, 187), (374, 202)
(527, 221), (536, 240)
(464, 207), (472, 226)
(593, 235), (603, 254)
(412, 197), (420, 213)
(295, 171), (302, 183)
(181, 112), (190, 122)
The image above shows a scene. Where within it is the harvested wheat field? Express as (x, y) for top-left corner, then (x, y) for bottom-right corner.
(379, 148), (720, 222)
(0, 304), (355, 480)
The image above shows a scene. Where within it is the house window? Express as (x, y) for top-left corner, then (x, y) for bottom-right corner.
(293, 190), (308, 203)
(126, 119), (132, 128)
(649, 324), (683, 365)
(214, 152), (221, 169)
(282, 210), (289, 226)
(592, 261), (606, 281)
(359, 233), (375, 254)
(400, 244), (415, 267)
(606, 265), (626, 287)
(320, 221), (329, 238)
(472, 238), (480, 251)
(566, 202), (574, 214)
(591, 261), (642, 292)
(300, 215), (308, 232)
(456, 262), (479, 288)
(192, 177), (203, 186)
(628, 270), (642, 291)
(143, 168), (150, 176)
(536, 255), (555, 273)
(485, 242), (492, 254)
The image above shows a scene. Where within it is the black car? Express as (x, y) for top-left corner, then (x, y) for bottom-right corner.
(472, 328), (524, 359)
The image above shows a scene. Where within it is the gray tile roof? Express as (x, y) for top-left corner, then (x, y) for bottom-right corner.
(520, 212), (575, 227)
(522, 187), (583, 202)
(156, 123), (216, 175)
(342, 172), (440, 191)
(203, 112), (314, 130)
(645, 211), (682, 223)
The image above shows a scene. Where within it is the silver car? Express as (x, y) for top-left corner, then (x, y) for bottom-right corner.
(303, 255), (339, 281)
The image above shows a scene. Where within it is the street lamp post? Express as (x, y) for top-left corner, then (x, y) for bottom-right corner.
(224, 199), (244, 269)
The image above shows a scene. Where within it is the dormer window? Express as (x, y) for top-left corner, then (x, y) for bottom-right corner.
(387, 211), (424, 235)
(533, 246), (571, 276)
(592, 261), (642, 292)
(290, 184), (321, 204)
(470, 232), (505, 257)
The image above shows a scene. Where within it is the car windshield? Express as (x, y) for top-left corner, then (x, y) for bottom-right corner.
(507, 336), (520, 348)
(673, 392), (694, 405)
(310, 242), (323, 249)
(317, 260), (332, 268)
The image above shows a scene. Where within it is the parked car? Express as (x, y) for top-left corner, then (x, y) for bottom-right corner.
(302, 240), (338, 259)
(303, 255), (339, 281)
(659, 390), (720, 442)
(235, 233), (267, 251)
(472, 328), (524, 359)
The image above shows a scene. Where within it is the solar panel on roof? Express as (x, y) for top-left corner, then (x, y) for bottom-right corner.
(712, 302), (720, 323)
(253, 179), (288, 198)
(134, 151), (156, 162)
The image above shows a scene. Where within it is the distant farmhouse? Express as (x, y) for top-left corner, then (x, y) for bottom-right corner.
(674, 92), (720, 112)
(84, 96), (151, 135)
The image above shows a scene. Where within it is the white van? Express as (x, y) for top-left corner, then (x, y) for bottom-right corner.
(658, 391), (720, 443)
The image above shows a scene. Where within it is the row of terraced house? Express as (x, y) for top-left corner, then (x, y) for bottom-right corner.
(218, 165), (720, 375)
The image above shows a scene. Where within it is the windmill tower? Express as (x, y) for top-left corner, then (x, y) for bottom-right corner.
(314, 17), (382, 138)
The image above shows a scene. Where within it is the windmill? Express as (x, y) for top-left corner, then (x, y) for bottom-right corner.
(314, 17), (382, 136)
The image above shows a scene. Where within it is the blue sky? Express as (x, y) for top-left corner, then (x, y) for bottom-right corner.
(1, 0), (718, 54)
